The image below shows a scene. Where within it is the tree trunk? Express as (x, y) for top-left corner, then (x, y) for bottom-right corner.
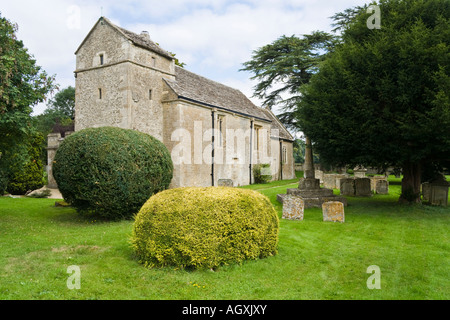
(399, 161), (422, 203)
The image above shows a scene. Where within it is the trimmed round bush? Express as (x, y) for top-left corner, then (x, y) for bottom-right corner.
(131, 187), (279, 269)
(53, 127), (173, 219)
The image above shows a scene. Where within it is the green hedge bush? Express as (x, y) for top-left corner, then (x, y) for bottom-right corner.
(53, 127), (173, 220)
(131, 187), (279, 269)
(7, 132), (45, 195)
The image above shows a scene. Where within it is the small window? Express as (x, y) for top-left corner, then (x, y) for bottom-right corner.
(254, 125), (262, 151)
(100, 54), (104, 65)
(149, 89), (152, 100)
(98, 88), (102, 99)
(151, 57), (156, 67)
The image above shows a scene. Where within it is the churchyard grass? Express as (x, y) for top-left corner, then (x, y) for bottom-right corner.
(0, 175), (448, 300)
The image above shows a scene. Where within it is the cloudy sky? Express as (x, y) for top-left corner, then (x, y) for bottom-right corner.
(1, 0), (369, 116)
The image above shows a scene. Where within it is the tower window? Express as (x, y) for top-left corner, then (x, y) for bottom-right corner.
(100, 54), (104, 65)
(98, 88), (102, 99)
(149, 89), (152, 100)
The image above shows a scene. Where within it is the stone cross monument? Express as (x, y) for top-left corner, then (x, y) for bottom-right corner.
(277, 137), (347, 208)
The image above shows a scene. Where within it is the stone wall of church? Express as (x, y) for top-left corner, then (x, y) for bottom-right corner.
(74, 63), (129, 131)
(162, 98), (286, 188)
(76, 21), (129, 71)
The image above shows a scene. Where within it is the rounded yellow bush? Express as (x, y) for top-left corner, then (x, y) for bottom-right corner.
(131, 187), (279, 269)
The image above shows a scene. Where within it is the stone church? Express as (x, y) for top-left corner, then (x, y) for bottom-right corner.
(58, 17), (295, 188)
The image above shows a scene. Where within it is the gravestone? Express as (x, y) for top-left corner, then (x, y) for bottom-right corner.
(370, 176), (387, 192)
(430, 175), (449, 206)
(354, 167), (367, 178)
(282, 196), (304, 221)
(340, 178), (355, 196)
(422, 182), (431, 202)
(323, 174), (337, 189)
(322, 201), (345, 223)
(315, 170), (324, 184)
(335, 174), (348, 190)
(218, 179), (233, 187)
(355, 178), (372, 197)
(375, 180), (389, 195)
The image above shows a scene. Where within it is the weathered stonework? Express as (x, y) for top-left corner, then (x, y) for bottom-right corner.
(422, 182), (431, 202)
(355, 178), (372, 197)
(322, 201), (345, 223)
(282, 196), (304, 221)
(429, 175), (449, 206)
(375, 179), (389, 195)
(323, 173), (348, 190)
(340, 178), (355, 196)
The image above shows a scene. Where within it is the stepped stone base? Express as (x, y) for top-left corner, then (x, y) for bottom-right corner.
(277, 177), (347, 209)
(277, 186), (347, 209)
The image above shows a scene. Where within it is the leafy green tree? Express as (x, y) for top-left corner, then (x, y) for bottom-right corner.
(0, 13), (55, 186)
(33, 86), (75, 137)
(241, 31), (337, 129)
(7, 131), (45, 195)
(47, 86), (75, 119)
(297, 0), (450, 203)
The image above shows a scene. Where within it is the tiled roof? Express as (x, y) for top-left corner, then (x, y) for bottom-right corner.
(164, 66), (272, 122)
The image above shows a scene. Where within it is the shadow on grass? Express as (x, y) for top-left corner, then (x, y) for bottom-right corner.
(49, 205), (129, 225)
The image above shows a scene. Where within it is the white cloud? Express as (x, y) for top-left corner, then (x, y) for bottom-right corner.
(1, 0), (368, 115)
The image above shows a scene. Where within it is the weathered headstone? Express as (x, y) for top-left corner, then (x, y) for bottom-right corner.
(370, 176), (386, 192)
(340, 178), (355, 196)
(322, 201), (345, 223)
(323, 174), (337, 189)
(375, 179), (389, 195)
(355, 178), (372, 197)
(421, 182), (431, 202)
(218, 179), (233, 187)
(335, 174), (348, 190)
(430, 175), (449, 206)
(282, 196), (305, 221)
(315, 170), (324, 184)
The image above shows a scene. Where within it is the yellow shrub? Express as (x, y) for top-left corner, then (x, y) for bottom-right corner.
(131, 187), (279, 269)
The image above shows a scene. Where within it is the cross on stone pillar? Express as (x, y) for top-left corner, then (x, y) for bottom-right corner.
(298, 136), (320, 190)
(277, 135), (348, 209)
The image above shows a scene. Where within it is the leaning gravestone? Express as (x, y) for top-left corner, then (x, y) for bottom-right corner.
(322, 201), (345, 223)
(355, 178), (372, 196)
(282, 196), (305, 221)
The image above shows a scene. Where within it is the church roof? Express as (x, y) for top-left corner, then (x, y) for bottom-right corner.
(260, 108), (295, 141)
(164, 66), (270, 122)
(114, 25), (174, 60)
(164, 67), (294, 141)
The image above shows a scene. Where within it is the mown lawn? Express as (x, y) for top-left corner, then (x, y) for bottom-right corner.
(0, 175), (449, 300)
